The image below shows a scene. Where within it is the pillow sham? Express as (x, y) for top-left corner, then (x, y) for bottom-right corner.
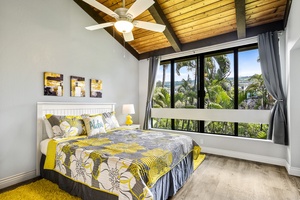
(83, 115), (106, 136)
(43, 117), (54, 138)
(102, 112), (120, 130)
(45, 114), (86, 138)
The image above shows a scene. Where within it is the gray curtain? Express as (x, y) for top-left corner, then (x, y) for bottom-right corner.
(143, 56), (160, 130)
(258, 31), (288, 145)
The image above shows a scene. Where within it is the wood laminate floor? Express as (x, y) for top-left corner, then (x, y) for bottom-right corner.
(170, 154), (300, 200)
(1, 154), (299, 200)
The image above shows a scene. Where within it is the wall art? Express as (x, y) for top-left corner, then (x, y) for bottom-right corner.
(90, 79), (102, 98)
(44, 72), (63, 96)
(70, 76), (85, 97)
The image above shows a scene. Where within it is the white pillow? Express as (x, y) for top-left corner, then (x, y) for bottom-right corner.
(102, 112), (120, 130)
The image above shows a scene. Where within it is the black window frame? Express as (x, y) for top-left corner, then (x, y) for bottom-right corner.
(152, 43), (268, 137)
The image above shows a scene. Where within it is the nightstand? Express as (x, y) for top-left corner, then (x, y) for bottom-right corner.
(119, 124), (141, 130)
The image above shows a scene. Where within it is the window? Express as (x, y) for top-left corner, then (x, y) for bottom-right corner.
(152, 61), (171, 129)
(237, 47), (274, 139)
(174, 57), (198, 131)
(204, 51), (235, 135)
(152, 44), (274, 139)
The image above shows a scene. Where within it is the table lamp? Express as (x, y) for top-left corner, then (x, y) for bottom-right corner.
(122, 104), (135, 125)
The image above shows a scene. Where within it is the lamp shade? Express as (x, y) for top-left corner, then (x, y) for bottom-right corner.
(114, 20), (134, 33)
(122, 104), (135, 114)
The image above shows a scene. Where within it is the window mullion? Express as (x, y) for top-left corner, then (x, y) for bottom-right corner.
(234, 48), (239, 136)
(199, 54), (205, 133)
(171, 60), (175, 130)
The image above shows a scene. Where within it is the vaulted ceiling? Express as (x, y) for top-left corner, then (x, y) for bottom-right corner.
(74, 0), (292, 60)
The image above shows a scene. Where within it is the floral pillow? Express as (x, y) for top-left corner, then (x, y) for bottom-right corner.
(43, 117), (54, 138)
(102, 112), (120, 130)
(45, 114), (86, 138)
(83, 115), (106, 136)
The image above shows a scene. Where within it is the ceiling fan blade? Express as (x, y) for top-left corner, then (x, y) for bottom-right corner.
(123, 32), (134, 42)
(126, 0), (154, 19)
(82, 0), (119, 18)
(85, 22), (114, 30)
(133, 20), (166, 32)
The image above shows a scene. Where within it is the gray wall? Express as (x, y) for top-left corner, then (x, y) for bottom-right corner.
(0, 0), (139, 180)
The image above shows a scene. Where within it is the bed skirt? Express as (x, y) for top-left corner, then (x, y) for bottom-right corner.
(40, 152), (193, 200)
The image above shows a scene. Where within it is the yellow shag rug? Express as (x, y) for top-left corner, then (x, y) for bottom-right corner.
(194, 154), (206, 171)
(0, 179), (80, 200)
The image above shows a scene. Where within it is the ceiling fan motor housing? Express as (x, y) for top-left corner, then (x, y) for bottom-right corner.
(114, 7), (132, 21)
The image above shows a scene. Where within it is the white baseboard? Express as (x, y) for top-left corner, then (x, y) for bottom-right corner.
(202, 146), (300, 177)
(0, 170), (36, 190)
(285, 163), (300, 177)
(202, 146), (287, 167)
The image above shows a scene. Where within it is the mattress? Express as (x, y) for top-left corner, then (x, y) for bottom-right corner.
(40, 138), (51, 155)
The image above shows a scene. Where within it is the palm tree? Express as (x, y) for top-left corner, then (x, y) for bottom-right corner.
(153, 87), (170, 108)
(245, 74), (274, 110)
(204, 55), (233, 134)
(175, 59), (197, 87)
(152, 87), (171, 128)
(176, 75), (197, 130)
(161, 63), (169, 88)
(177, 75), (196, 106)
(204, 55), (232, 109)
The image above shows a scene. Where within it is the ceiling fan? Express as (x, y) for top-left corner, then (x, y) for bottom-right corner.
(82, 0), (166, 42)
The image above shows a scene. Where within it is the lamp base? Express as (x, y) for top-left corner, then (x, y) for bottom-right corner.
(125, 114), (133, 125)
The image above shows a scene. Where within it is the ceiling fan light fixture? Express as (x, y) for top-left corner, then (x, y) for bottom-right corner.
(114, 20), (133, 33)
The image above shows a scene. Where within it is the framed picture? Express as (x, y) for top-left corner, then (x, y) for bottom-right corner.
(70, 76), (85, 97)
(44, 72), (63, 96)
(90, 79), (103, 98)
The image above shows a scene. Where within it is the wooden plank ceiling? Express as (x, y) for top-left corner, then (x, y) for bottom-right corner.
(74, 0), (291, 60)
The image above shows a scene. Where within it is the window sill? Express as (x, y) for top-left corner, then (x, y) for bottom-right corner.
(150, 128), (273, 143)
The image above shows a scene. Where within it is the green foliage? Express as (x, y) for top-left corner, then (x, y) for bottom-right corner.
(243, 74), (274, 110)
(205, 121), (235, 135)
(153, 87), (170, 108)
(238, 123), (269, 138)
(257, 131), (267, 139)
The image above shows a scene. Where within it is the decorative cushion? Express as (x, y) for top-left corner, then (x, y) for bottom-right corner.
(83, 115), (106, 136)
(45, 114), (86, 138)
(102, 112), (120, 130)
(43, 117), (54, 138)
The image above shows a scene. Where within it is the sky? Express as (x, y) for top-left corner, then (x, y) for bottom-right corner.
(156, 49), (262, 82)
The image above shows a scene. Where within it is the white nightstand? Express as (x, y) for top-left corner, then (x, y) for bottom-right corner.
(119, 124), (141, 130)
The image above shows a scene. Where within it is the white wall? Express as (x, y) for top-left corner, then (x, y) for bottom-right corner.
(285, 0), (300, 173)
(0, 0), (139, 185)
(139, 59), (149, 127)
(288, 48), (300, 168)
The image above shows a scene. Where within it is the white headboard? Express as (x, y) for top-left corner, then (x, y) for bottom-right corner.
(36, 102), (115, 176)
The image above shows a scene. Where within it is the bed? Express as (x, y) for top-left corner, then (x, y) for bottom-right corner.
(36, 102), (204, 200)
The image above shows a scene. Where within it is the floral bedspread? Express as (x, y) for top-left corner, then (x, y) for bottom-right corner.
(44, 129), (200, 200)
